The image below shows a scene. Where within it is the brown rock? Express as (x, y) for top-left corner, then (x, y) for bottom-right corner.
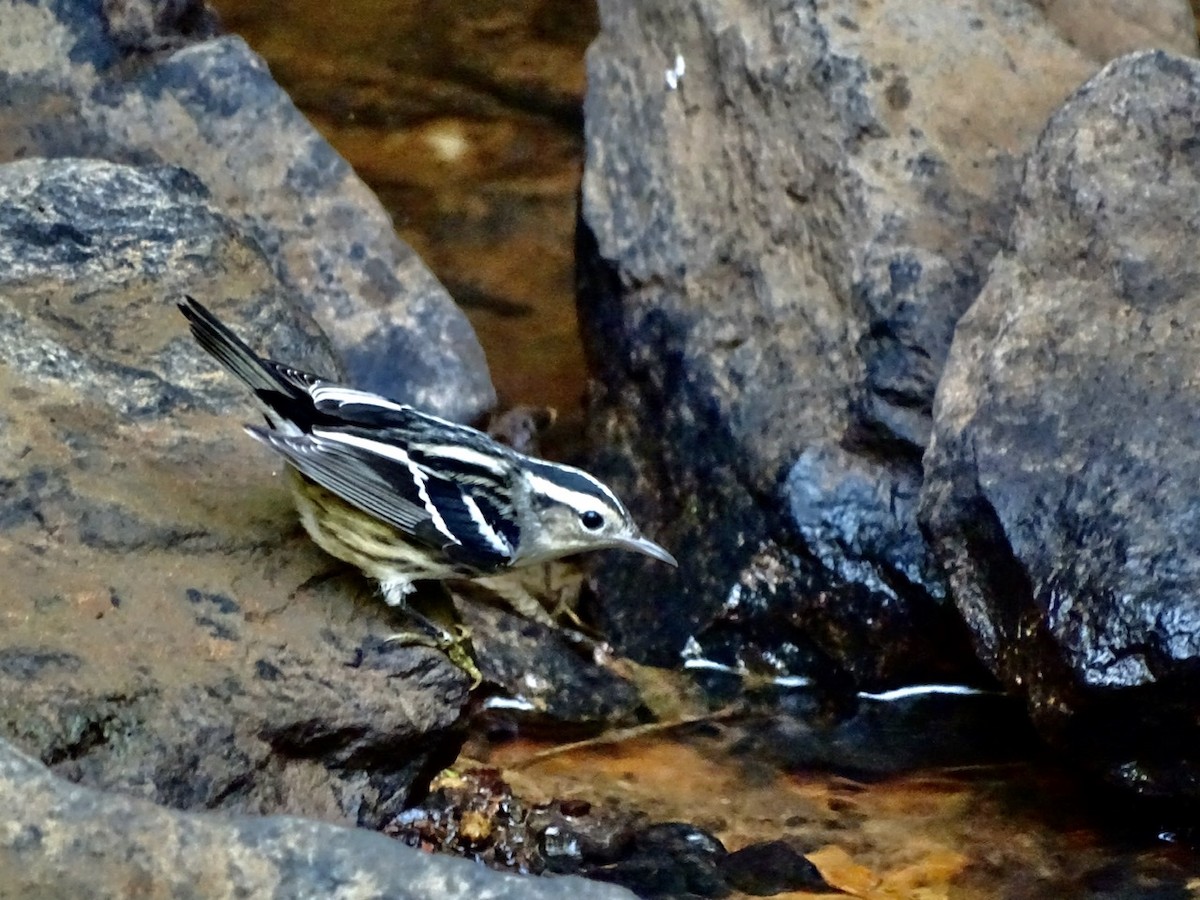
(0, 0), (495, 421)
(0, 156), (468, 822)
(920, 50), (1200, 801)
(576, 0), (1196, 689)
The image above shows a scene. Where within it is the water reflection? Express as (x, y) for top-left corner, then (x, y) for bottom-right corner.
(213, 0), (597, 413)
(476, 726), (1197, 899)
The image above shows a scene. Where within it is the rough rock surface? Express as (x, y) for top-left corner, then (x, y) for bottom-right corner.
(0, 0), (494, 421)
(0, 156), (470, 822)
(0, 737), (638, 900)
(457, 600), (643, 727)
(920, 51), (1200, 801)
(576, 0), (1196, 686)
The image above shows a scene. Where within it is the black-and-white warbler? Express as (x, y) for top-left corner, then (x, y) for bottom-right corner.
(179, 297), (676, 608)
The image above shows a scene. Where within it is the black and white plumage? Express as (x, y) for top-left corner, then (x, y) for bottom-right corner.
(179, 296), (676, 606)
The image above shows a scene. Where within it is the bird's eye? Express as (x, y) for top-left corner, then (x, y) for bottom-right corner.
(581, 510), (604, 530)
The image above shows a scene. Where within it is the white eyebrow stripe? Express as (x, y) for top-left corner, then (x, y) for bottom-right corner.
(526, 472), (604, 511)
(523, 457), (624, 507)
(580, 472), (621, 508)
(316, 429), (457, 544)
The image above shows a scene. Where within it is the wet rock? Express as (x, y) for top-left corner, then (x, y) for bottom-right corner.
(0, 156), (468, 821)
(576, 0), (1196, 685)
(920, 51), (1200, 801)
(742, 690), (1036, 777)
(387, 767), (638, 877)
(457, 598), (643, 727)
(0, 0), (494, 421)
(586, 822), (729, 899)
(717, 840), (835, 896)
(391, 766), (846, 899)
(0, 738), (638, 900)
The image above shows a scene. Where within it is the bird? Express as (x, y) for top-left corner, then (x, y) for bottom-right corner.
(178, 296), (677, 612)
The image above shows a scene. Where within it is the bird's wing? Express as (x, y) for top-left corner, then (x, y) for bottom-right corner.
(308, 386), (422, 423)
(263, 361), (324, 394)
(246, 424), (519, 569)
(304, 386), (522, 500)
(306, 385), (486, 444)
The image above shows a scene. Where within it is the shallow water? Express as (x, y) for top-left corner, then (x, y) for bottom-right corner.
(481, 728), (1197, 899)
(214, 0), (594, 415)
(209, 3), (1200, 896)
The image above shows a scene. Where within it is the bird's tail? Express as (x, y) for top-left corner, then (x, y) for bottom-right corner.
(178, 295), (297, 398)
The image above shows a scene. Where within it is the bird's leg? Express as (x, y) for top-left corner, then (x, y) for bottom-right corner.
(547, 587), (590, 632)
(466, 573), (603, 658)
(380, 615), (449, 648)
(380, 582), (482, 687)
(376, 576), (449, 643)
(469, 574), (558, 626)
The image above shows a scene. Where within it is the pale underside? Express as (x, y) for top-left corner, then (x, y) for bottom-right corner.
(287, 470), (557, 623)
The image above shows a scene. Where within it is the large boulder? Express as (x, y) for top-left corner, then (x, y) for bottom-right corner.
(0, 737), (637, 899)
(0, 0), (494, 421)
(0, 156), (469, 821)
(920, 51), (1200, 801)
(575, 0), (1196, 688)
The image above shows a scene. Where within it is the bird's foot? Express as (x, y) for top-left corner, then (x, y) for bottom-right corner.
(381, 581), (482, 688)
(383, 622), (481, 689)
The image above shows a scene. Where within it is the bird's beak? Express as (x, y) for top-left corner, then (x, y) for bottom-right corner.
(619, 535), (678, 567)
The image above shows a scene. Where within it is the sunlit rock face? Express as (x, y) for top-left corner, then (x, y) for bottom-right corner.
(0, 0), (507, 837)
(0, 0), (494, 422)
(921, 51), (1200, 802)
(575, 0), (1195, 697)
(0, 156), (470, 820)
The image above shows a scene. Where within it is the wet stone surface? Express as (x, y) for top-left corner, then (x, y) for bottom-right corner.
(921, 50), (1200, 802)
(387, 767), (839, 899)
(0, 0), (494, 421)
(0, 156), (469, 825)
(574, 0), (1200, 708)
(458, 597), (644, 727)
(717, 840), (832, 896)
(0, 737), (639, 900)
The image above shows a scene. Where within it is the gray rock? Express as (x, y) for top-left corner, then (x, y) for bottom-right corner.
(0, 0), (494, 421)
(0, 156), (469, 821)
(0, 737), (638, 900)
(577, 0), (1193, 678)
(920, 51), (1200, 799)
(456, 599), (642, 725)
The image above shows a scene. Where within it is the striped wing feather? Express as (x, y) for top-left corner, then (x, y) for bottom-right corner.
(246, 424), (520, 571)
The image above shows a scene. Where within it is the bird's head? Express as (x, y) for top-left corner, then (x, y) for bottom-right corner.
(513, 459), (677, 567)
